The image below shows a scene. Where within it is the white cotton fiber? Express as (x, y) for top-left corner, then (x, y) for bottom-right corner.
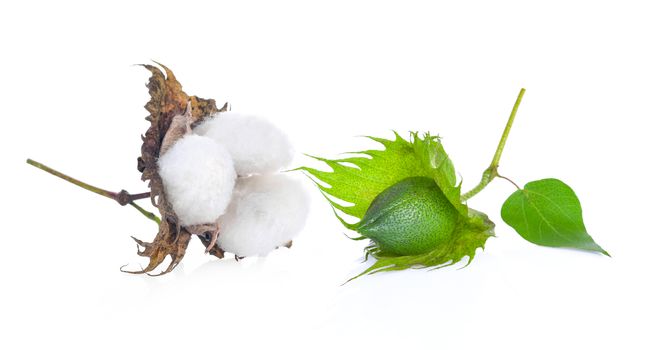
(216, 174), (310, 257)
(158, 134), (236, 226)
(194, 112), (294, 176)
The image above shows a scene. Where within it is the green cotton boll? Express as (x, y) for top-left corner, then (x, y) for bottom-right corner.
(301, 132), (494, 279)
(356, 176), (459, 256)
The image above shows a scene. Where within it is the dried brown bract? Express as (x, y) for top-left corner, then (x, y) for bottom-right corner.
(129, 63), (229, 275)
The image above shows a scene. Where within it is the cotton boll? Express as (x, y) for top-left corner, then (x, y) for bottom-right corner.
(216, 174), (310, 257)
(158, 134), (236, 226)
(194, 112), (294, 176)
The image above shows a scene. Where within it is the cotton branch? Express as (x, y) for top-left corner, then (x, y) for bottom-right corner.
(26, 159), (160, 224)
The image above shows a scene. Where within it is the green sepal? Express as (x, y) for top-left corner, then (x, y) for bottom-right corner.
(411, 132), (467, 216)
(299, 132), (467, 225)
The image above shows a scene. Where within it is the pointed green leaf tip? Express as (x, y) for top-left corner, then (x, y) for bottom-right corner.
(299, 132), (494, 279)
(501, 178), (609, 256)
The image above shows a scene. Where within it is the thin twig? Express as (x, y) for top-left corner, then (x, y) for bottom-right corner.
(497, 174), (521, 191)
(26, 158), (160, 224)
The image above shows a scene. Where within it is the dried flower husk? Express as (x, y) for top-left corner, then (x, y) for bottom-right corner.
(125, 63), (228, 275)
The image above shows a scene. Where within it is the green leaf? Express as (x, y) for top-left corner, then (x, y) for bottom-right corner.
(299, 132), (467, 227)
(501, 178), (609, 256)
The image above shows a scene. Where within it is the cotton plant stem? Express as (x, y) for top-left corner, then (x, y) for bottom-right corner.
(27, 159), (116, 200)
(129, 202), (161, 225)
(26, 159), (160, 224)
(461, 88), (525, 201)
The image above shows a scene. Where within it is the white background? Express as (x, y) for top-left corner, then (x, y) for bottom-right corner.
(1, 1), (645, 349)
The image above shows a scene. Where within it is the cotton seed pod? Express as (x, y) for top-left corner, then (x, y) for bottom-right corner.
(158, 134), (236, 226)
(356, 176), (459, 256)
(216, 174), (310, 257)
(194, 112), (294, 176)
